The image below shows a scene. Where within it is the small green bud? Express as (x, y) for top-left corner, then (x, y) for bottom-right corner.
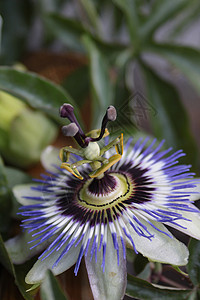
(0, 91), (58, 168)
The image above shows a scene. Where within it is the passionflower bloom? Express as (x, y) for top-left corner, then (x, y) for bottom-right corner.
(12, 104), (200, 300)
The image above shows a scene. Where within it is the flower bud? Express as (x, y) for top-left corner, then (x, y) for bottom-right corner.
(0, 91), (58, 168)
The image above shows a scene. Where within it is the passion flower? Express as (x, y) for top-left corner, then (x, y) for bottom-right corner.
(12, 104), (200, 300)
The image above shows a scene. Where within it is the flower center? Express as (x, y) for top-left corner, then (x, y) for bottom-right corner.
(77, 172), (134, 208)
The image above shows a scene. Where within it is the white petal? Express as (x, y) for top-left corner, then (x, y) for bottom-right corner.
(13, 184), (42, 205)
(85, 227), (127, 300)
(126, 218), (188, 266)
(165, 204), (200, 240)
(25, 243), (81, 284)
(173, 179), (200, 201)
(188, 182), (200, 201)
(41, 146), (60, 172)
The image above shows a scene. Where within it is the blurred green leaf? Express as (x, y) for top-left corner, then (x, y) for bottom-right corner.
(111, 2), (124, 32)
(0, 127), (8, 148)
(80, 0), (100, 33)
(44, 13), (86, 52)
(5, 167), (32, 188)
(0, 234), (13, 274)
(148, 43), (200, 95)
(140, 61), (198, 169)
(126, 274), (192, 299)
(187, 289), (199, 300)
(82, 35), (114, 127)
(0, 0), (33, 64)
(62, 65), (90, 107)
(0, 156), (12, 233)
(0, 233), (34, 300)
(137, 263), (151, 281)
(38, 0), (65, 13)
(140, 0), (191, 39)
(187, 239), (200, 286)
(40, 270), (68, 300)
(170, 2), (200, 39)
(45, 12), (125, 62)
(112, 65), (135, 135)
(0, 16), (2, 50)
(134, 253), (149, 276)
(4, 167), (32, 218)
(0, 67), (82, 125)
(113, 0), (140, 49)
(0, 156), (10, 198)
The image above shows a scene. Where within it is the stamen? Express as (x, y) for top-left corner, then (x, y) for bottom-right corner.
(60, 104), (85, 138)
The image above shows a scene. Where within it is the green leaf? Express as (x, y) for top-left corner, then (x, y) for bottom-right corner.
(82, 35), (114, 127)
(0, 67), (82, 125)
(0, 233), (34, 300)
(111, 65), (138, 136)
(113, 0), (140, 48)
(140, 0), (190, 39)
(134, 253), (149, 276)
(45, 13), (125, 62)
(187, 289), (198, 300)
(0, 15), (2, 49)
(0, 156), (12, 233)
(137, 263), (151, 281)
(80, 0), (100, 33)
(187, 238), (200, 286)
(0, 0), (33, 64)
(170, 2), (200, 39)
(126, 274), (192, 299)
(62, 65), (90, 108)
(40, 270), (68, 300)
(4, 167), (32, 218)
(140, 61), (198, 169)
(0, 234), (13, 274)
(44, 13), (85, 52)
(147, 43), (200, 95)
(5, 167), (32, 188)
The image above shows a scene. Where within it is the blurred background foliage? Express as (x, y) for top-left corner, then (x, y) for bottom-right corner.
(0, 0), (200, 299)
